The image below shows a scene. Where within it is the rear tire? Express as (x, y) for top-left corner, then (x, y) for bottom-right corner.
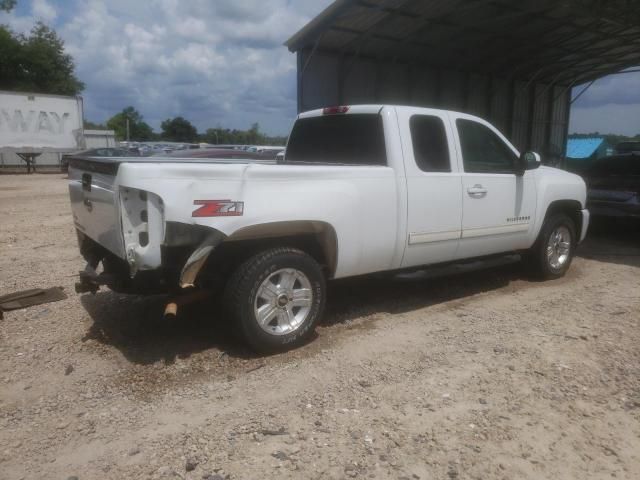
(524, 213), (576, 279)
(224, 247), (326, 353)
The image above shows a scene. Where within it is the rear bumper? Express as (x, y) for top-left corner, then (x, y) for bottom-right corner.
(579, 209), (590, 244)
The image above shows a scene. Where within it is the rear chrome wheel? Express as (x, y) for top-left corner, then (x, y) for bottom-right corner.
(254, 268), (313, 336)
(224, 248), (325, 353)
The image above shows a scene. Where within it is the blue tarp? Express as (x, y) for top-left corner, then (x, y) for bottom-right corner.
(566, 138), (604, 159)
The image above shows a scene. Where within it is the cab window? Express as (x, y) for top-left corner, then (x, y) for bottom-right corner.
(456, 119), (517, 173)
(410, 115), (450, 172)
(286, 114), (387, 166)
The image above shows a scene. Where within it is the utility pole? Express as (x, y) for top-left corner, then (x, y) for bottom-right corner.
(126, 117), (130, 143)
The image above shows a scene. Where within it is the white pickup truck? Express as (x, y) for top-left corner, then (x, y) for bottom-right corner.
(69, 105), (589, 352)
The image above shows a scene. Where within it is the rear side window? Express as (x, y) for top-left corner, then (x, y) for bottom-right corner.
(286, 114), (387, 165)
(456, 119), (517, 173)
(410, 115), (450, 172)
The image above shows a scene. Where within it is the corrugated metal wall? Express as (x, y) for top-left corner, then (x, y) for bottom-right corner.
(298, 49), (571, 162)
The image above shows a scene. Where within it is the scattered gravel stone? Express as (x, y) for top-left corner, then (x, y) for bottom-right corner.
(186, 458), (199, 471)
(271, 451), (289, 461)
(260, 427), (287, 436)
(3, 175), (640, 480)
(156, 466), (172, 477)
(344, 466), (358, 477)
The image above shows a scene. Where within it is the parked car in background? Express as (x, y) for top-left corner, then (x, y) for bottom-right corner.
(584, 153), (640, 219)
(615, 141), (640, 155)
(246, 145), (285, 155)
(61, 148), (132, 172)
(152, 148), (280, 161)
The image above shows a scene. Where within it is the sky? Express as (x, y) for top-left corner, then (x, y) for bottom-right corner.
(1, 0), (639, 137)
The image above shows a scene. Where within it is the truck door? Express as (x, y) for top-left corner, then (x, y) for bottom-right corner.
(397, 109), (463, 268)
(451, 115), (536, 259)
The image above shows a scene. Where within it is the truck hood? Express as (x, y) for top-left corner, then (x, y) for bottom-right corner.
(536, 166), (587, 207)
(537, 165), (583, 181)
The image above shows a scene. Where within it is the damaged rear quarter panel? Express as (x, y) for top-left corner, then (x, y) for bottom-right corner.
(115, 161), (399, 279)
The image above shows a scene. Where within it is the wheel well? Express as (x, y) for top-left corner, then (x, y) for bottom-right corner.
(202, 221), (338, 282)
(544, 200), (582, 240)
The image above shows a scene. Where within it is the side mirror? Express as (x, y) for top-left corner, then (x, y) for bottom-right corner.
(516, 151), (541, 175)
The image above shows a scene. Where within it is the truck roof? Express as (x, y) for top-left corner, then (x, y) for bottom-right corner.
(298, 104), (471, 119)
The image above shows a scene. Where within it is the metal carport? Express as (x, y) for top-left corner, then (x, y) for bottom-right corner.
(286, 0), (640, 163)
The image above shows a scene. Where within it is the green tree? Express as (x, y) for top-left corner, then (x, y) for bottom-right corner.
(107, 106), (153, 141)
(0, 26), (21, 88)
(247, 122), (261, 144)
(0, 22), (84, 95)
(0, 0), (16, 12)
(84, 120), (106, 130)
(201, 125), (286, 146)
(161, 116), (198, 142)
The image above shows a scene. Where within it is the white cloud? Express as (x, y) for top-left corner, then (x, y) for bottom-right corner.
(32, 0), (57, 22)
(569, 71), (640, 136)
(50, 0), (333, 134)
(572, 71), (640, 108)
(6, 0), (635, 137)
(569, 103), (640, 136)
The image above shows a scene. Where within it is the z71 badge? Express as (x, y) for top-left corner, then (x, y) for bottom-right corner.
(192, 200), (244, 217)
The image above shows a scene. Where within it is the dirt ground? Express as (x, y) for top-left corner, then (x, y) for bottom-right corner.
(1, 173), (639, 480)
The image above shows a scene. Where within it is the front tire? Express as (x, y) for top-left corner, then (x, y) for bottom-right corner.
(524, 213), (576, 279)
(224, 247), (326, 353)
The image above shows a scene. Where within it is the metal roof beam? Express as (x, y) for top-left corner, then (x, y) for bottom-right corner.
(482, 18), (635, 74)
(487, 0), (640, 47)
(355, 0), (551, 48)
(489, 22), (638, 79)
(563, 59), (640, 86)
(285, 0), (357, 52)
(511, 42), (640, 83)
(511, 40), (640, 78)
(464, 13), (611, 73)
(335, 0), (414, 55)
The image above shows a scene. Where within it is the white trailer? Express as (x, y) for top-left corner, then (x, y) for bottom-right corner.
(0, 91), (84, 172)
(84, 129), (116, 149)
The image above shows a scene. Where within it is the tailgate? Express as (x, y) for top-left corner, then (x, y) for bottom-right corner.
(68, 159), (125, 258)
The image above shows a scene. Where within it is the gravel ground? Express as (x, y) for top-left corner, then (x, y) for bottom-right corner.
(1, 173), (639, 480)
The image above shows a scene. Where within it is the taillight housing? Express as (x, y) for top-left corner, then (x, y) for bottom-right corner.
(322, 106), (350, 115)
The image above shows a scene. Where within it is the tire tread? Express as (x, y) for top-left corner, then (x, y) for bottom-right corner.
(223, 247), (324, 352)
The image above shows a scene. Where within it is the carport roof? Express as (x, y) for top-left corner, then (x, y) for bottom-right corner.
(286, 0), (640, 87)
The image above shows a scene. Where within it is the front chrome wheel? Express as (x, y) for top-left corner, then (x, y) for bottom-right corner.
(254, 268), (313, 336)
(546, 225), (572, 270)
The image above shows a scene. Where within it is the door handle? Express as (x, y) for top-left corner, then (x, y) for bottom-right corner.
(467, 184), (487, 196)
